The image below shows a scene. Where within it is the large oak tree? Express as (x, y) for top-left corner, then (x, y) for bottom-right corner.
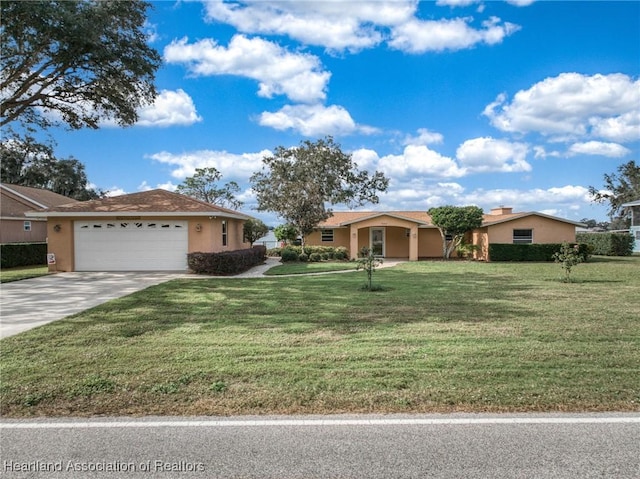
(250, 137), (389, 251)
(0, 0), (161, 130)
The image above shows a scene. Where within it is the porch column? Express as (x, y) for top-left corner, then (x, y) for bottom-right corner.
(350, 224), (359, 260)
(409, 226), (418, 261)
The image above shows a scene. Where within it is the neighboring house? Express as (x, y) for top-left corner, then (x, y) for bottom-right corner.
(25, 189), (251, 272)
(0, 183), (79, 244)
(621, 199), (640, 253)
(306, 207), (583, 261)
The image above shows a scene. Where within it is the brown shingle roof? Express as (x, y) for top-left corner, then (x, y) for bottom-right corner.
(1, 184), (79, 218)
(318, 211), (432, 227)
(317, 210), (583, 228)
(30, 189), (250, 218)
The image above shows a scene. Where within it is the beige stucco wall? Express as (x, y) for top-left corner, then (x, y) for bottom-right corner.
(46, 219), (74, 272)
(306, 214), (577, 262)
(46, 216), (248, 272)
(417, 228), (443, 258)
(487, 216), (577, 244)
(306, 228), (350, 249)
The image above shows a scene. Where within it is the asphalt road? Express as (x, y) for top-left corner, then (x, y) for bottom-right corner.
(1, 414), (639, 478)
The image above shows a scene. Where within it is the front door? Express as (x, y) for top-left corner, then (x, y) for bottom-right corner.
(370, 228), (385, 257)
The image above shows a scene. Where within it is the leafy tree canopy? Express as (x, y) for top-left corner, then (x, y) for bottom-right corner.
(0, 133), (102, 200)
(176, 167), (243, 210)
(273, 224), (298, 244)
(0, 0), (161, 130)
(243, 218), (269, 246)
(428, 205), (484, 259)
(589, 160), (640, 222)
(250, 137), (389, 250)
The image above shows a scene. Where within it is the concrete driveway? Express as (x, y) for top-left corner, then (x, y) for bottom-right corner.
(0, 272), (182, 339)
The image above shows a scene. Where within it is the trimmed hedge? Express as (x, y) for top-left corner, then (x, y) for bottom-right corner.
(489, 243), (591, 262)
(576, 232), (634, 256)
(187, 245), (266, 275)
(269, 245), (349, 262)
(0, 243), (48, 269)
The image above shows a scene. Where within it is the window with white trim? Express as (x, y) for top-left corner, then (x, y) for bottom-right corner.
(23, 221), (31, 231)
(222, 220), (228, 246)
(513, 229), (533, 244)
(321, 229), (334, 242)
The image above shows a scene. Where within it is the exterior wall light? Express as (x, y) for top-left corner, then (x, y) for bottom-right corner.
(195, 223), (202, 232)
(53, 224), (62, 232)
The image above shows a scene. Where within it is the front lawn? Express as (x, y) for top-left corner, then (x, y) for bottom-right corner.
(0, 265), (49, 283)
(1, 257), (638, 417)
(264, 260), (357, 275)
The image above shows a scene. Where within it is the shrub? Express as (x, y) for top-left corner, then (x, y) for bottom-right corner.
(553, 242), (584, 282)
(0, 243), (47, 269)
(357, 247), (383, 291)
(576, 232), (634, 256)
(267, 245), (350, 261)
(187, 246), (266, 275)
(489, 243), (591, 262)
(309, 253), (322, 262)
(280, 248), (299, 262)
(298, 253), (309, 262)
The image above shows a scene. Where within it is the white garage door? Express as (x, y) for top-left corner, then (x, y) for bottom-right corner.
(74, 220), (188, 271)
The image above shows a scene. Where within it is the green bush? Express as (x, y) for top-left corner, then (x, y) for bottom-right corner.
(576, 232), (634, 256)
(187, 246), (266, 275)
(270, 246), (349, 261)
(489, 243), (591, 262)
(298, 253), (309, 262)
(0, 243), (47, 269)
(280, 248), (299, 262)
(309, 252), (322, 262)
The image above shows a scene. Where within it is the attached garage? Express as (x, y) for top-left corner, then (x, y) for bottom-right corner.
(74, 220), (188, 271)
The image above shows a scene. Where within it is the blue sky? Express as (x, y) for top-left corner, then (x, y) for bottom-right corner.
(50, 0), (639, 225)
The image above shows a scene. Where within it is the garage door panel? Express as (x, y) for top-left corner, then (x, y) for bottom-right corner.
(74, 221), (188, 271)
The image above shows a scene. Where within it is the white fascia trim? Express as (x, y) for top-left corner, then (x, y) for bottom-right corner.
(24, 211), (250, 220)
(0, 185), (49, 209)
(0, 216), (45, 221)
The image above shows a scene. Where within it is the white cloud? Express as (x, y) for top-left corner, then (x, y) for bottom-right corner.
(258, 104), (378, 137)
(38, 88), (201, 128)
(483, 73), (640, 142)
(200, 1), (520, 55)
(137, 181), (178, 192)
(589, 111), (640, 143)
(568, 141), (631, 158)
(377, 144), (467, 178)
(136, 89), (202, 127)
(105, 187), (127, 197)
(164, 35), (330, 103)
(464, 185), (591, 207)
(201, 0), (416, 53)
(388, 16), (520, 53)
(456, 137), (531, 172)
(505, 0), (536, 6)
(436, 0), (481, 7)
(147, 149), (271, 180)
(403, 128), (444, 146)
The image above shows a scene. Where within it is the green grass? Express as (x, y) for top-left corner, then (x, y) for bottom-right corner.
(264, 260), (357, 275)
(0, 265), (49, 283)
(1, 256), (638, 417)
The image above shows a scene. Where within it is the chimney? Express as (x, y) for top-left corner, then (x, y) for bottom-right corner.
(490, 206), (513, 215)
